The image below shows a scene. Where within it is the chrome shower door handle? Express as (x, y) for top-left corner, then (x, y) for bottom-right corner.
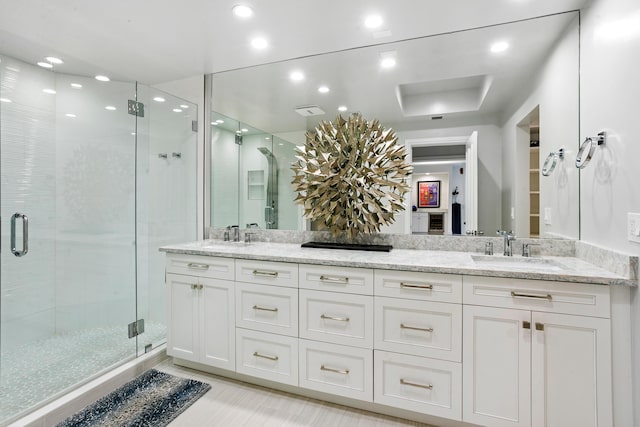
(11, 213), (29, 257)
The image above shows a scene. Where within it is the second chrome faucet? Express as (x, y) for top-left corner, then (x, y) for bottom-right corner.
(497, 230), (516, 256)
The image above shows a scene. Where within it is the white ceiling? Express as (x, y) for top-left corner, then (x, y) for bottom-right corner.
(211, 13), (578, 134)
(0, 0), (589, 85)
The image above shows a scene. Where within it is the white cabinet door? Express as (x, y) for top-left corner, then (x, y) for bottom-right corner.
(531, 312), (612, 427)
(463, 305), (531, 427)
(166, 273), (199, 362)
(201, 277), (235, 371)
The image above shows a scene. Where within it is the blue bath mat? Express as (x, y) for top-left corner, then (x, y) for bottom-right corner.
(56, 369), (211, 427)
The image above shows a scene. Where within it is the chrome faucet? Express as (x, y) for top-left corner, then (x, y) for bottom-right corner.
(230, 225), (240, 242)
(522, 243), (540, 257)
(497, 230), (516, 256)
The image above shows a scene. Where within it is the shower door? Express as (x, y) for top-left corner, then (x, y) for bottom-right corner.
(0, 55), (138, 424)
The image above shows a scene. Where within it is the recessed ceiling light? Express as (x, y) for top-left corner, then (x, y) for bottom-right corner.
(241, 128), (249, 132)
(338, 105), (347, 112)
(180, 104), (189, 109)
(131, 132), (136, 136)
(318, 86), (330, 94)
(278, 143), (284, 146)
(216, 119), (224, 123)
(45, 56), (63, 64)
(236, 130), (242, 134)
(232, 4), (253, 18)
(42, 88), (56, 94)
(364, 15), (383, 29)
(380, 57), (396, 68)
(211, 122), (218, 125)
(251, 37), (268, 49)
(95, 75), (110, 82)
(173, 108), (183, 113)
(70, 83), (83, 89)
(153, 97), (165, 102)
(265, 137), (271, 140)
(105, 106), (116, 111)
(490, 41), (509, 53)
(290, 71), (304, 81)
(0, 98), (12, 103)
(37, 62), (53, 69)
(65, 113), (76, 118)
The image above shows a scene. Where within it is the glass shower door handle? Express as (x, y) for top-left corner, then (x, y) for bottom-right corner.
(11, 213), (28, 257)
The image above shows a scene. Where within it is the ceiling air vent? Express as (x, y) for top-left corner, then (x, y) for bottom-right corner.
(295, 105), (325, 117)
(431, 116), (444, 120)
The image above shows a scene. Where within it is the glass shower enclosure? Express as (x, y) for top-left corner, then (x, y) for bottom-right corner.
(0, 54), (197, 424)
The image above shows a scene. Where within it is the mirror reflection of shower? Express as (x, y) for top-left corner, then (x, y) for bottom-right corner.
(258, 146), (278, 229)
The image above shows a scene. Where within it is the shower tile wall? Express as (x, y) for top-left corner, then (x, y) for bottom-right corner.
(1, 55), (57, 348)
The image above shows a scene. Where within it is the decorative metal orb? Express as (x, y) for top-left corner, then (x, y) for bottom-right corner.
(291, 113), (412, 240)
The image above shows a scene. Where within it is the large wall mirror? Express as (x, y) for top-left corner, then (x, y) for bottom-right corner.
(210, 11), (579, 239)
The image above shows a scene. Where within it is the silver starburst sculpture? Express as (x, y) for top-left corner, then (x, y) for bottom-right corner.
(291, 113), (412, 240)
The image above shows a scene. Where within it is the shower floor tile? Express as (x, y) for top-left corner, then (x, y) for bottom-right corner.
(0, 322), (166, 424)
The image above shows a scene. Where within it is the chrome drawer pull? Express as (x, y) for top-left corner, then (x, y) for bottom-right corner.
(319, 275), (349, 284)
(400, 323), (434, 333)
(321, 365), (350, 375)
(511, 291), (552, 301)
(400, 282), (433, 290)
(253, 305), (278, 312)
(253, 269), (279, 278)
(400, 378), (433, 390)
(187, 263), (209, 270)
(253, 351), (279, 361)
(320, 314), (350, 322)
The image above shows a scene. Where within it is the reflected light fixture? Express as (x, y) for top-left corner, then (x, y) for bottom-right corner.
(180, 104), (189, 109)
(65, 113), (76, 118)
(95, 75), (110, 82)
(241, 128), (249, 132)
(70, 83), (83, 89)
(0, 98), (11, 103)
(37, 62), (53, 69)
(290, 71), (304, 81)
(105, 106), (116, 111)
(251, 37), (268, 49)
(211, 122), (218, 125)
(232, 4), (253, 18)
(153, 96), (165, 102)
(364, 15), (383, 29)
(318, 86), (330, 94)
(490, 41), (509, 53)
(173, 108), (183, 112)
(216, 119), (224, 123)
(42, 88), (56, 94)
(338, 105), (348, 112)
(45, 56), (63, 64)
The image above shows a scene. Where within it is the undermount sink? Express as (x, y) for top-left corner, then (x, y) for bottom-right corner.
(471, 255), (568, 272)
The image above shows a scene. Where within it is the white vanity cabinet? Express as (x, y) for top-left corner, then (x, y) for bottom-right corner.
(298, 264), (374, 401)
(165, 255), (235, 371)
(462, 276), (612, 427)
(234, 259), (300, 386)
(373, 270), (463, 420)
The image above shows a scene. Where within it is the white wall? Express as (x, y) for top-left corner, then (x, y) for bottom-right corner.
(579, 0), (640, 425)
(501, 16), (579, 239)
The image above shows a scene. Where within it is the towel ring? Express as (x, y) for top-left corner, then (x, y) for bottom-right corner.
(541, 148), (565, 176)
(576, 132), (606, 169)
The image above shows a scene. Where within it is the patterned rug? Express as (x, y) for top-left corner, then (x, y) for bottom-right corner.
(56, 369), (211, 427)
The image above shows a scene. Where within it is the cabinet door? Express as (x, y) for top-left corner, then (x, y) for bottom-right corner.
(166, 273), (199, 362)
(463, 305), (531, 427)
(200, 277), (235, 371)
(531, 312), (612, 427)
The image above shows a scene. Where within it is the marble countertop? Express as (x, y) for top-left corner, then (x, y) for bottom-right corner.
(160, 240), (636, 286)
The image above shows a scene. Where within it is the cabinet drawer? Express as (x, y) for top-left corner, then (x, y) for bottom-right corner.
(299, 339), (373, 402)
(374, 270), (462, 303)
(374, 297), (461, 362)
(235, 282), (298, 337)
(300, 290), (373, 348)
(462, 276), (610, 318)
(374, 350), (462, 421)
(166, 254), (234, 281)
(236, 259), (298, 288)
(235, 328), (298, 386)
(299, 264), (374, 295)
